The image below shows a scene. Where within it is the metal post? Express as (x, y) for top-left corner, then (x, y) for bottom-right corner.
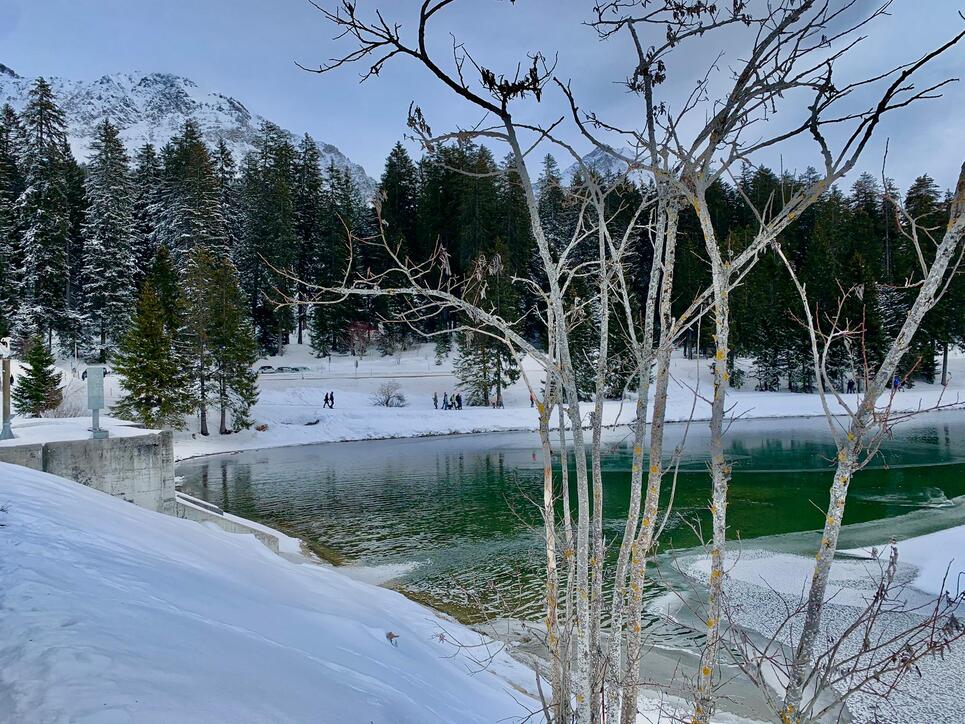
(87, 365), (109, 440)
(1, 357), (13, 440)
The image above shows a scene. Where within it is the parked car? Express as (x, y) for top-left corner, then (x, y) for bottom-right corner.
(257, 365), (275, 374)
(274, 366), (296, 373)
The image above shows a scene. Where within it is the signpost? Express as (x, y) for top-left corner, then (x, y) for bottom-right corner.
(87, 365), (108, 440)
(0, 337), (12, 441)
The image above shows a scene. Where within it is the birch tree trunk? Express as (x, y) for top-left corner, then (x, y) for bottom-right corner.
(599, 186), (673, 719)
(694, 200), (732, 724)
(619, 204), (679, 724)
(537, 383), (564, 720)
(590, 208), (611, 722)
(781, 169), (965, 719)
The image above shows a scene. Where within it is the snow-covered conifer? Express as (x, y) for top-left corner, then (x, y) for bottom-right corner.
(81, 119), (136, 361)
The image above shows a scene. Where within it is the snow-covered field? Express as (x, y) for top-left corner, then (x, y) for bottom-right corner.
(39, 342), (963, 461)
(0, 462), (540, 723)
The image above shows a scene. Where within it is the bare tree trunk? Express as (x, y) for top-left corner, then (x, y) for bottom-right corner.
(537, 384), (564, 720)
(941, 340), (949, 386)
(620, 205), (679, 724)
(219, 377), (229, 435)
(781, 166), (965, 720)
(559, 400), (575, 723)
(590, 206), (611, 721)
(694, 203), (731, 724)
(198, 362), (209, 437)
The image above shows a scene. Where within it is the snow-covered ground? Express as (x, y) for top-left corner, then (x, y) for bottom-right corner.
(0, 462), (540, 723)
(37, 342), (963, 461)
(844, 526), (965, 596)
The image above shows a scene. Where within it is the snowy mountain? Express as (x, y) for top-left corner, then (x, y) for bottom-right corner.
(0, 63), (376, 196)
(564, 145), (636, 181)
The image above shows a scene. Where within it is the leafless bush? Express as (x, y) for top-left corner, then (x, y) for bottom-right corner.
(40, 379), (87, 418)
(371, 381), (407, 408)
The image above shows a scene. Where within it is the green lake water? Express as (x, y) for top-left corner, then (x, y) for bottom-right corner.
(177, 413), (965, 624)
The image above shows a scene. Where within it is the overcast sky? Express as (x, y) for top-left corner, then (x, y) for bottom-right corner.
(2, 0), (962, 190)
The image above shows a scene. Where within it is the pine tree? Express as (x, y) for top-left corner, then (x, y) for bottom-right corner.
(180, 245), (217, 436)
(14, 78), (72, 346)
(0, 104), (23, 337)
(148, 244), (181, 336)
(237, 122), (297, 355)
(434, 332), (452, 365)
(12, 335), (62, 416)
(61, 154), (89, 358)
(308, 162), (364, 354)
(293, 134), (324, 345)
(112, 282), (191, 429)
(208, 256), (259, 433)
(452, 245), (521, 406)
(81, 119), (136, 362)
(130, 144), (161, 285)
(214, 140), (244, 259)
(154, 121), (227, 262)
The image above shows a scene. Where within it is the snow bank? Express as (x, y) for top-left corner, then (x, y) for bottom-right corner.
(174, 344), (965, 461)
(0, 462), (538, 723)
(844, 525), (965, 596)
(0, 415), (154, 448)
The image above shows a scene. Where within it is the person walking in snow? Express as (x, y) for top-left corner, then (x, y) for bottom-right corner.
(433, 391), (438, 409)
(324, 392), (330, 408)
(455, 393), (463, 410)
(847, 378), (856, 394)
(442, 392), (449, 410)
(329, 391), (335, 408)
(530, 392), (535, 408)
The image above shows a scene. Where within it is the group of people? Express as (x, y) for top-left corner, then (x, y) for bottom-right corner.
(433, 391), (463, 410)
(323, 391), (336, 409)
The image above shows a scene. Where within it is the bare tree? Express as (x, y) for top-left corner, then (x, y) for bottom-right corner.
(747, 161), (965, 721)
(287, 2), (963, 722)
(580, 4), (964, 719)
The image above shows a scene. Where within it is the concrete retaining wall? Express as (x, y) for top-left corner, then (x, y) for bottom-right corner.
(175, 492), (280, 553)
(0, 431), (175, 514)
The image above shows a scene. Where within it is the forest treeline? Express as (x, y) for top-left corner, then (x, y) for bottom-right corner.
(0, 78), (961, 420)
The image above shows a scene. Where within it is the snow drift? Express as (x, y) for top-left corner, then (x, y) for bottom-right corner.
(0, 462), (536, 723)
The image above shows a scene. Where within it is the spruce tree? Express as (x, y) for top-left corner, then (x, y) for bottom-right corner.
(308, 162), (363, 354)
(237, 122), (297, 355)
(453, 245), (521, 406)
(51, 153), (89, 360)
(379, 141), (419, 261)
(112, 282), (191, 429)
(147, 244), (181, 335)
(434, 332), (452, 365)
(208, 257), (259, 433)
(12, 335), (62, 416)
(81, 119), (136, 362)
(14, 78), (72, 346)
(181, 245), (217, 436)
(293, 134), (324, 345)
(131, 144), (162, 285)
(154, 121), (227, 262)
(0, 104), (23, 337)
(215, 140), (244, 259)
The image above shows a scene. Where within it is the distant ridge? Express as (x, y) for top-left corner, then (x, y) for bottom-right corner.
(0, 65), (376, 196)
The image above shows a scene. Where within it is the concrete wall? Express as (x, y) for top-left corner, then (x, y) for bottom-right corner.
(175, 492), (280, 553)
(0, 431), (175, 514)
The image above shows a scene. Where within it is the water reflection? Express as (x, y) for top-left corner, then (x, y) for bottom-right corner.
(178, 414), (965, 621)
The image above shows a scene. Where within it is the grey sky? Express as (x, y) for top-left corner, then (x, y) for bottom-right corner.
(2, 0), (962, 190)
